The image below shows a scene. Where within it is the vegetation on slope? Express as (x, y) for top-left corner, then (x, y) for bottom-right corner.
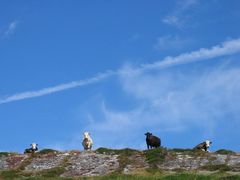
(0, 148), (239, 179)
(1, 170), (240, 180)
(215, 149), (236, 155)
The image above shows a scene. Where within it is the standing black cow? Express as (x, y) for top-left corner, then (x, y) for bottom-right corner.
(145, 132), (161, 149)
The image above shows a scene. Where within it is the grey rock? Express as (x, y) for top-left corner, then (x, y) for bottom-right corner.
(1, 149), (240, 177)
(0, 154), (27, 170)
(24, 153), (67, 171)
(62, 151), (119, 177)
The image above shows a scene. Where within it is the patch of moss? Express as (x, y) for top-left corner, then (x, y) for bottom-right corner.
(18, 156), (33, 170)
(0, 169), (21, 179)
(96, 148), (142, 173)
(37, 149), (59, 155)
(200, 164), (232, 172)
(1, 169), (240, 180)
(145, 168), (163, 175)
(96, 147), (139, 155)
(215, 149), (236, 155)
(40, 167), (65, 178)
(170, 148), (194, 152)
(79, 172), (240, 180)
(144, 148), (168, 166)
(171, 168), (186, 173)
(18, 167), (66, 179)
(170, 148), (206, 157)
(0, 152), (9, 157)
(162, 173), (217, 180)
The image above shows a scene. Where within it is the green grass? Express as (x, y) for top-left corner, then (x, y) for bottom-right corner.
(0, 170), (21, 179)
(23, 178), (72, 180)
(1, 148), (240, 179)
(1, 170), (240, 180)
(37, 149), (59, 155)
(161, 173), (240, 180)
(96, 148), (141, 172)
(0, 152), (9, 157)
(0, 151), (70, 180)
(0, 167), (67, 180)
(143, 147), (210, 168)
(170, 148), (207, 157)
(200, 164), (232, 172)
(145, 167), (163, 175)
(95, 148), (139, 155)
(170, 148), (195, 152)
(144, 148), (168, 166)
(39, 167), (65, 178)
(18, 156), (34, 171)
(215, 149), (236, 155)
(76, 173), (240, 180)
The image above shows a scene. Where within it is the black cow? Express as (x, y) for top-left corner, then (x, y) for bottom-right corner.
(145, 132), (161, 149)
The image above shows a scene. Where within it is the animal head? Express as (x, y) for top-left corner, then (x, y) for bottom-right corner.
(83, 132), (91, 139)
(30, 143), (38, 149)
(205, 140), (212, 148)
(145, 132), (152, 137)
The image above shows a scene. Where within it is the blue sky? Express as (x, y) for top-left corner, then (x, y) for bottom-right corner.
(1, 0), (240, 152)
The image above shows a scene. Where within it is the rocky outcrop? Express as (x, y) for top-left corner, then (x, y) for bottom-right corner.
(62, 151), (119, 177)
(158, 153), (240, 171)
(0, 153), (27, 170)
(0, 148), (240, 178)
(24, 152), (68, 172)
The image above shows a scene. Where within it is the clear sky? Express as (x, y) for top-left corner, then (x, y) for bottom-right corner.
(1, 0), (240, 152)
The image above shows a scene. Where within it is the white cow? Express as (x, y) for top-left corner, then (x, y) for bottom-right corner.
(82, 132), (93, 151)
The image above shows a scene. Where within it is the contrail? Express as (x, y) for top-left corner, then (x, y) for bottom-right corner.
(0, 71), (116, 104)
(141, 38), (240, 70)
(1, 38), (240, 104)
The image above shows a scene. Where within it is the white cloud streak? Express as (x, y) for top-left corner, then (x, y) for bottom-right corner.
(162, 0), (198, 28)
(3, 20), (18, 37)
(140, 38), (240, 71)
(1, 38), (240, 104)
(154, 35), (192, 51)
(0, 71), (115, 104)
(89, 61), (240, 149)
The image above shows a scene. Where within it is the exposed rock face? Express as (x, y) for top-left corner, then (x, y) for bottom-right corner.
(122, 153), (149, 174)
(24, 153), (68, 172)
(159, 153), (230, 170)
(0, 149), (240, 177)
(62, 151), (119, 177)
(227, 155), (240, 171)
(0, 154), (27, 170)
(155, 150), (240, 172)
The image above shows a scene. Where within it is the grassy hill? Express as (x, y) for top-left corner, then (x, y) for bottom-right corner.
(0, 148), (240, 179)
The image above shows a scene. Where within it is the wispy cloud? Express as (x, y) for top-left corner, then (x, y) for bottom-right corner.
(140, 38), (240, 71)
(84, 60), (240, 149)
(162, 0), (198, 28)
(3, 20), (19, 37)
(154, 35), (192, 51)
(1, 38), (240, 104)
(0, 71), (115, 104)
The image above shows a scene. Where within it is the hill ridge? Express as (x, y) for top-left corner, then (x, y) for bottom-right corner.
(0, 148), (240, 179)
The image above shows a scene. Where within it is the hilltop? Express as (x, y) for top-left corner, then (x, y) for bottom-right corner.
(0, 148), (240, 179)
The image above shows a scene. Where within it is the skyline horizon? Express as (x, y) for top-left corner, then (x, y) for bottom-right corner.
(1, 0), (240, 152)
